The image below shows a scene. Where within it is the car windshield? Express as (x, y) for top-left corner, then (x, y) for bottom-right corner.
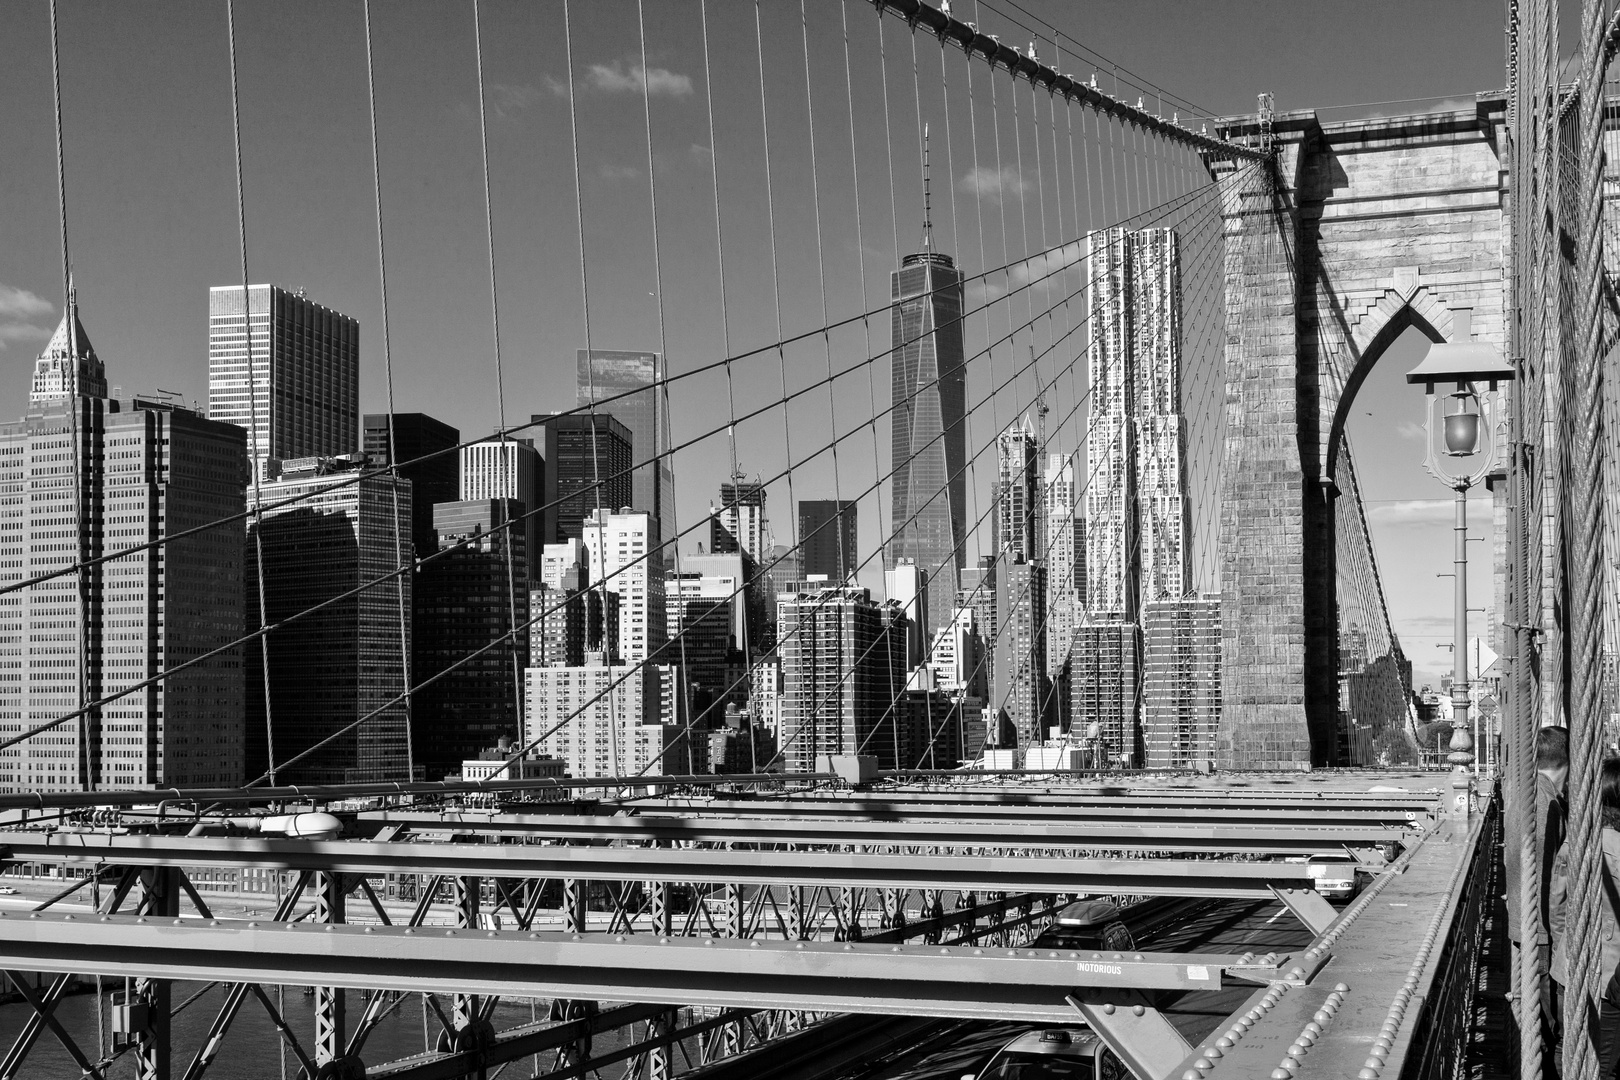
(982, 1052), (1095, 1079)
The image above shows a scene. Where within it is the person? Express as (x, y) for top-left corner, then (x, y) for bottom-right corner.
(1507, 727), (1570, 1056)
(1549, 756), (1620, 1073)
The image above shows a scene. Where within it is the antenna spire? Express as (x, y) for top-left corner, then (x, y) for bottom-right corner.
(922, 122), (933, 252)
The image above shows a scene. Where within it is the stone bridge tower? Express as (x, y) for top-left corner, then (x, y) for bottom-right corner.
(1211, 96), (1509, 769)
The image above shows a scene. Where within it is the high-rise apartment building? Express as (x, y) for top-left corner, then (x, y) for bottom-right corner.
(0, 300), (248, 794)
(1043, 452), (1083, 716)
(885, 561), (929, 670)
(525, 660), (687, 779)
(576, 350), (674, 534)
(363, 413), (459, 560)
(581, 508), (665, 663)
(532, 413), (632, 545)
(1142, 595), (1221, 769)
(890, 241), (966, 630)
(1131, 229), (1191, 602)
(798, 499), (858, 582)
(208, 285), (359, 480)
(1084, 227), (1189, 612)
(461, 436), (542, 583)
(957, 556), (997, 690)
(996, 415), (1039, 561)
(776, 582), (909, 772)
(539, 538), (588, 591)
(413, 499), (530, 780)
(991, 559), (1049, 749)
(246, 455), (412, 783)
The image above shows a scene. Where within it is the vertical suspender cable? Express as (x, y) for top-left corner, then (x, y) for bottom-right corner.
(637, 0), (696, 768)
(360, 0), (414, 782)
(470, 0), (526, 765)
(224, 0), (278, 785)
(1563, 0), (1612, 1073)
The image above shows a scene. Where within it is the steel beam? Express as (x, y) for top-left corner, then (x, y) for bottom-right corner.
(357, 810), (1413, 854)
(0, 910), (1281, 1020)
(8, 833), (1319, 897)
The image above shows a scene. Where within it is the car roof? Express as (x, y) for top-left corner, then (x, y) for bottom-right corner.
(1054, 898), (1121, 927)
(1000, 1028), (1100, 1056)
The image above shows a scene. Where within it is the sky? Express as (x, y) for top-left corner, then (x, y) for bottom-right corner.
(0, 0), (1554, 688)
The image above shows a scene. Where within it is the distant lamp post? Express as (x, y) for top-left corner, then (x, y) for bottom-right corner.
(1405, 312), (1514, 817)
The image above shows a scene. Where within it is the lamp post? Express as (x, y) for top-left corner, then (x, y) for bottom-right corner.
(1406, 314), (1514, 818)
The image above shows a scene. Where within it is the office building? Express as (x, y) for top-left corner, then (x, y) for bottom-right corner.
(710, 481), (768, 560)
(246, 455), (412, 783)
(413, 499), (530, 780)
(531, 583), (617, 669)
(1044, 453), (1083, 729)
(208, 285), (358, 480)
(658, 595), (738, 726)
(525, 660), (686, 779)
(799, 499), (858, 582)
(666, 551), (761, 661)
(899, 666), (966, 770)
(991, 559), (1049, 750)
(957, 556), (997, 691)
(581, 508), (665, 663)
(532, 412), (632, 545)
(1085, 228), (1138, 618)
(363, 413), (459, 560)
(996, 415), (1039, 562)
(776, 582), (909, 772)
(1142, 595), (1221, 770)
(885, 561), (930, 669)
(576, 350), (674, 533)
(539, 539), (587, 591)
(1073, 619), (1142, 768)
(0, 302), (248, 792)
(929, 606), (986, 699)
(889, 234), (967, 629)
(461, 436), (542, 583)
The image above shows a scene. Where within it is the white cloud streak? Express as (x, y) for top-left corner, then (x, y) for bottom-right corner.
(1364, 499), (1454, 526)
(957, 165), (1030, 205)
(0, 285), (53, 353)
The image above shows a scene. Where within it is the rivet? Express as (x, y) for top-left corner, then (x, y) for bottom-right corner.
(1281, 1055), (1300, 1068)
(1335, 983), (1349, 992)
(1365, 1057), (1384, 1069)
(1215, 1036), (1233, 1048)
(1359, 1069), (1381, 1079)
(1182, 1071), (1202, 1080)
(1271, 1069), (1292, 1080)
(1103, 1004), (1116, 1015)
(1287, 1043), (1305, 1056)
(1304, 1021), (1322, 1035)
(1297, 1031), (1315, 1045)
(1193, 1058), (1212, 1070)
(1133, 1005), (1145, 1016)
(1203, 1045), (1223, 1058)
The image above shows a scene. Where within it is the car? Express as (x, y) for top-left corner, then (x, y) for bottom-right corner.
(962, 1027), (1130, 1079)
(1293, 852), (1362, 899)
(0, 886), (17, 895)
(1030, 899), (1135, 953)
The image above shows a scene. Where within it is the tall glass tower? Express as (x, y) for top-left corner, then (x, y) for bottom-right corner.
(576, 350), (674, 540)
(889, 246), (966, 633)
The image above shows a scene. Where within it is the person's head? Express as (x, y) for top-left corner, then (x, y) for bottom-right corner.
(1603, 758), (1620, 810)
(1537, 726), (1570, 785)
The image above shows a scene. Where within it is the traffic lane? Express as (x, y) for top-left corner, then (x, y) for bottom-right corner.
(837, 897), (1321, 1079)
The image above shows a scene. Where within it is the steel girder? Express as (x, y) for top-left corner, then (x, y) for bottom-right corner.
(5, 832), (1318, 897)
(0, 909), (1284, 1020)
(355, 809), (1415, 854)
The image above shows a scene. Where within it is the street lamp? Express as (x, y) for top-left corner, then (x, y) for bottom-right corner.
(1406, 313), (1514, 817)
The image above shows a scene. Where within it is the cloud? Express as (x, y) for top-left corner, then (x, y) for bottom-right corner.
(965, 240), (1084, 305)
(958, 165), (1031, 204)
(0, 285), (52, 321)
(598, 163), (642, 182)
(586, 60), (693, 97)
(0, 285), (53, 353)
(487, 83), (546, 118)
(1365, 499), (1454, 526)
(1396, 419), (1427, 441)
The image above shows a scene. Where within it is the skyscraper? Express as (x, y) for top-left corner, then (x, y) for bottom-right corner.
(799, 499), (858, 581)
(1043, 452), (1083, 713)
(1142, 595), (1221, 769)
(461, 436), (542, 583)
(890, 237), (966, 632)
(576, 350), (674, 535)
(208, 285), (359, 480)
(0, 297), (248, 794)
(996, 415), (1039, 561)
(1084, 227), (1189, 611)
(532, 412), (632, 545)
(991, 559), (1049, 750)
(413, 499), (530, 780)
(1073, 620), (1142, 767)
(246, 455), (412, 784)
(1131, 229), (1191, 602)
(363, 413), (460, 560)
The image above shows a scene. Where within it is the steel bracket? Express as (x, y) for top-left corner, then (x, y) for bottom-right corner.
(1067, 991), (1191, 1080)
(1270, 885), (1339, 936)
